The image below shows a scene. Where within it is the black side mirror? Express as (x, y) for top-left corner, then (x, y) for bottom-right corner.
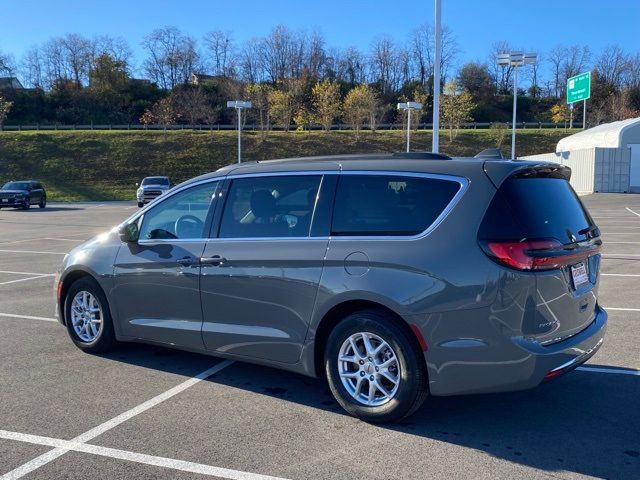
(118, 222), (140, 243)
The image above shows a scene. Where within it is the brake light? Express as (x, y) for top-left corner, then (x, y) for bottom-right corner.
(482, 239), (601, 271)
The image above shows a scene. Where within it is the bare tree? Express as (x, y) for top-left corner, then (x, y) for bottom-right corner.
(369, 36), (399, 95)
(93, 35), (133, 71)
(239, 38), (262, 83)
(142, 26), (199, 89)
(259, 25), (297, 83)
(562, 45), (591, 82)
(203, 30), (235, 77)
(547, 45), (564, 98)
(595, 45), (629, 89)
(20, 46), (43, 88)
(335, 46), (367, 86)
(60, 33), (94, 87)
(0, 50), (15, 76)
(409, 24), (459, 92)
(305, 29), (326, 79)
(172, 87), (214, 125)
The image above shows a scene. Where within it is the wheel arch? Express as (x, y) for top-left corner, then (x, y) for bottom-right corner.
(312, 299), (427, 380)
(58, 268), (107, 326)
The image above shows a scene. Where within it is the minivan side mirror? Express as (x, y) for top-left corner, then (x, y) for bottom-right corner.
(118, 222), (140, 243)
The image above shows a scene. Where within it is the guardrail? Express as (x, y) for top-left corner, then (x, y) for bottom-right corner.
(0, 121), (583, 131)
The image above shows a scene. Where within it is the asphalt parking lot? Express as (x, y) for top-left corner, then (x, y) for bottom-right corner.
(0, 195), (639, 480)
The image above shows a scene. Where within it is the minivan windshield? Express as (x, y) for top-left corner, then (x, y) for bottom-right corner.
(142, 177), (169, 186)
(2, 182), (31, 191)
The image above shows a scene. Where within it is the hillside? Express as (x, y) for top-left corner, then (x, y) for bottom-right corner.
(0, 129), (574, 201)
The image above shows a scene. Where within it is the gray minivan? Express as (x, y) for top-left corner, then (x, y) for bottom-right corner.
(56, 153), (607, 422)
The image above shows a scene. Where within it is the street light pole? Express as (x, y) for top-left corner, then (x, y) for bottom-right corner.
(432, 0), (442, 153)
(227, 100), (252, 163)
(511, 66), (517, 159)
(397, 101), (423, 153)
(496, 52), (537, 160)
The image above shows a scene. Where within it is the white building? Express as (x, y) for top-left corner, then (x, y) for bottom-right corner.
(522, 117), (640, 194)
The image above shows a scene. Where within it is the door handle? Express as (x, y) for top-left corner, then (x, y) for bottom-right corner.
(200, 255), (226, 266)
(177, 257), (197, 267)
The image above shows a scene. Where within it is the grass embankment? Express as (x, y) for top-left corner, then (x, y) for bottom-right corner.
(0, 129), (576, 201)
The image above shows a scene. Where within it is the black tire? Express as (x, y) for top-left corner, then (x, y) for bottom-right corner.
(325, 310), (429, 423)
(21, 198), (30, 210)
(137, 202), (144, 208)
(64, 276), (117, 353)
(39, 196), (46, 208)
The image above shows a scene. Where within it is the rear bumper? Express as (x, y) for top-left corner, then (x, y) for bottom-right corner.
(427, 305), (607, 396)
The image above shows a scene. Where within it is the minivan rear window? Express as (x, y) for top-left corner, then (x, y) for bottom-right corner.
(331, 174), (461, 236)
(479, 178), (596, 244)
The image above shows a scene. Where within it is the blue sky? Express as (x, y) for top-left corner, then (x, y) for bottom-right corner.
(1, 0), (638, 73)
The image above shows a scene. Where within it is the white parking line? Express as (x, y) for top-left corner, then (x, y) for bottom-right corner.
(577, 366), (640, 376)
(0, 429), (288, 480)
(0, 313), (57, 322)
(601, 273), (640, 277)
(1, 360), (235, 480)
(626, 207), (640, 217)
(0, 275), (54, 286)
(602, 241), (640, 244)
(602, 254), (640, 257)
(0, 249), (66, 255)
(43, 237), (85, 242)
(0, 270), (53, 276)
(606, 307), (640, 312)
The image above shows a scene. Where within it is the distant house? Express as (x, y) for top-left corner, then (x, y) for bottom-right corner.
(0, 77), (24, 90)
(189, 73), (218, 86)
(130, 78), (152, 86)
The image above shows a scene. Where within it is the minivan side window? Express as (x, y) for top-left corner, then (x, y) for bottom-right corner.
(219, 175), (322, 238)
(139, 181), (218, 240)
(331, 174), (461, 236)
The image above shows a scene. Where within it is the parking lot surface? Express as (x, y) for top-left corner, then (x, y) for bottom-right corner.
(0, 196), (639, 480)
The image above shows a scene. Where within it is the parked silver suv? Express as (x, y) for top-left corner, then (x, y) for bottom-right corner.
(136, 176), (172, 207)
(56, 153), (607, 422)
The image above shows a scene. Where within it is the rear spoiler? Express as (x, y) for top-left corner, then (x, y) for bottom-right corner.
(483, 161), (571, 189)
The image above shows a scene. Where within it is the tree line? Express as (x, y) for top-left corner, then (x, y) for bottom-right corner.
(0, 24), (639, 135)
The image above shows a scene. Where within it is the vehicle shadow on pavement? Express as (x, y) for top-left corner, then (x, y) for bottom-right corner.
(101, 345), (640, 480)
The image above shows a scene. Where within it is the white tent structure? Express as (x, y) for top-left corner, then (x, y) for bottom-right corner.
(522, 117), (640, 194)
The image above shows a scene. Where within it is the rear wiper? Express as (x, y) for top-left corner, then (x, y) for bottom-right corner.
(578, 225), (600, 238)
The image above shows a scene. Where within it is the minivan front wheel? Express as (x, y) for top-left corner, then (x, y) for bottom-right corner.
(325, 310), (428, 423)
(64, 277), (117, 353)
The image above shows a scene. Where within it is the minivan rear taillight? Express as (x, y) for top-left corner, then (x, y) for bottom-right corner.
(481, 239), (602, 271)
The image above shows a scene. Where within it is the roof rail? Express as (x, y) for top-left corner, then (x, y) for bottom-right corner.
(391, 152), (452, 160)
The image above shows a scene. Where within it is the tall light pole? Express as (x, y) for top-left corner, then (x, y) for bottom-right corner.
(496, 52), (537, 159)
(432, 0), (442, 153)
(227, 100), (252, 163)
(397, 101), (423, 152)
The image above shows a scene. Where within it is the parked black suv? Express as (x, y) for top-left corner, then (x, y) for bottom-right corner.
(0, 181), (47, 209)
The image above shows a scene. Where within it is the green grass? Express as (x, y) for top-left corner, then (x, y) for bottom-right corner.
(0, 128), (577, 201)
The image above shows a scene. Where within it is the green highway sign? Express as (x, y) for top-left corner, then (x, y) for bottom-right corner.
(567, 71), (591, 104)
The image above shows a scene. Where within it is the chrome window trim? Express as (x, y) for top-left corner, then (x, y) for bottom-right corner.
(122, 170), (469, 243)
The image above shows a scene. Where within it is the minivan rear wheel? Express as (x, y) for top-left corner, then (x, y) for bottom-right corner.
(325, 310), (428, 423)
(64, 277), (117, 353)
